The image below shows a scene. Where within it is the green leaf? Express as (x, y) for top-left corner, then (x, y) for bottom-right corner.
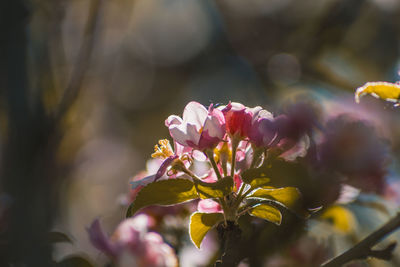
(126, 178), (198, 217)
(248, 187), (308, 218)
(249, 204), (282, 225)
(355, 81), (400, 104)
(58, 255), (93, 267)
(195, 176), (233, 199)
(189, 212), (224, 249)
(48, 231), (73, 244)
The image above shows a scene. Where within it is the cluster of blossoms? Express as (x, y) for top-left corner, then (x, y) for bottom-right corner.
(146, 101), (311, 184)
(88, 215), (178, 267)
(89, 99), (391, 266)
(160, 101), (311, 209)
(126, 101), (314, 246)
(126, 100), (388, 239)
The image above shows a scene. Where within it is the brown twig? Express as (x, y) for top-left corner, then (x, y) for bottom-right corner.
(55, 0), (103, 122)
(321, 213), (400, 267)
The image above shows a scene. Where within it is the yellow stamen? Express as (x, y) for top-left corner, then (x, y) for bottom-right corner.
(151, 139), (174, 159)
(214, 142), (232, 163)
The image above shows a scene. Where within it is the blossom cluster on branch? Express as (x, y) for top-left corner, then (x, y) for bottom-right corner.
(89, 97), (392, 267)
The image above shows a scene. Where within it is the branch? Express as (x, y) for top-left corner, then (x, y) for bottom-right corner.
(215, 221), (242, 267)
(321, 213), (400, 267)
(55, 0), (103, 121)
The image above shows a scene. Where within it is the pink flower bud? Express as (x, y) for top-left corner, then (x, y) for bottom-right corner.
(222, 102), (252, 138)
(197, 199), (222, 213)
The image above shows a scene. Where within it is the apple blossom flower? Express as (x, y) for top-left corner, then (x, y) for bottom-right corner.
(166, 102), (225, 151)
(151, 139), (188, 180)
(222, 102), (252, 138)
(246, 106), (276, 147)
(88, 215), (177, 267)
(222, 103), (277, 147)
(129, 139), (193, 199)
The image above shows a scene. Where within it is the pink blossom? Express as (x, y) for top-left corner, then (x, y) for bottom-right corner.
(88, 215), (177, 267)
(223, 103), (276, 147)
(201, 169), (219, 183)
(247, 106), (276, 147)
(166, 102), (225, 151)
(129, 139), (197, 203)
(151, 139), (187, 180)
(197, 199), (222, 213)
(222, 102), (252, 138)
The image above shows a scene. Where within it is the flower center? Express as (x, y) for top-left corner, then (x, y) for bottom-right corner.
(151, 139), (174, 159)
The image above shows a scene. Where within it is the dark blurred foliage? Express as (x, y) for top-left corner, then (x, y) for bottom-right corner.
(1, 0), (400, 266)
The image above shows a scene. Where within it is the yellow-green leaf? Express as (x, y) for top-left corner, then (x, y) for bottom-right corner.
(249, 204), (282, 225)
(249, 177), (270, 189)
(355, 81), (400, 104)
(196, 176), (233, 199)
(241, 168), (270, 185)
(248, 187), (308, 218)
(189, 212), (224, 249)
(126, 178), (198, 217)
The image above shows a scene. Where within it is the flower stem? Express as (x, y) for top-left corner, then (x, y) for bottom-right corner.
(234, 187), (252, 210)
(222, 161), (228, 177)
(230, 138), (239, 178)
(205, 150), (222, 180)
(250, 146), (264, 169)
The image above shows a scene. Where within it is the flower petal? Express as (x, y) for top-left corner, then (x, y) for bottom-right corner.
(197, 199), (222, 213)
(87, 219), (117, 257)
(183, 101), (208, 128)
(186, 123), (202, 146)
(155, 156), (178, 180)
(279, 134), (310, 161)
(203, 116), (225, 139)
(169, 124), (191, 146)
(130, 174), (157, 190)
(165, 115), (182, 127)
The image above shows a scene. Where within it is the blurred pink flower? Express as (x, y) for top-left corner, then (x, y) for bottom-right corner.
(319, 115), (389, 193)
(278, 134), (310, 162)
(166, 102), (225, 151)
(88, 215), (177, 267)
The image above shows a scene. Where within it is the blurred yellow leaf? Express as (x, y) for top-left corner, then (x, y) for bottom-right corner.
(355, 82), (400, 104)
(320, 205), (357, 233)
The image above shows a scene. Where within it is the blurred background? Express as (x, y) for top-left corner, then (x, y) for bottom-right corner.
(2, 0), (400, 266)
